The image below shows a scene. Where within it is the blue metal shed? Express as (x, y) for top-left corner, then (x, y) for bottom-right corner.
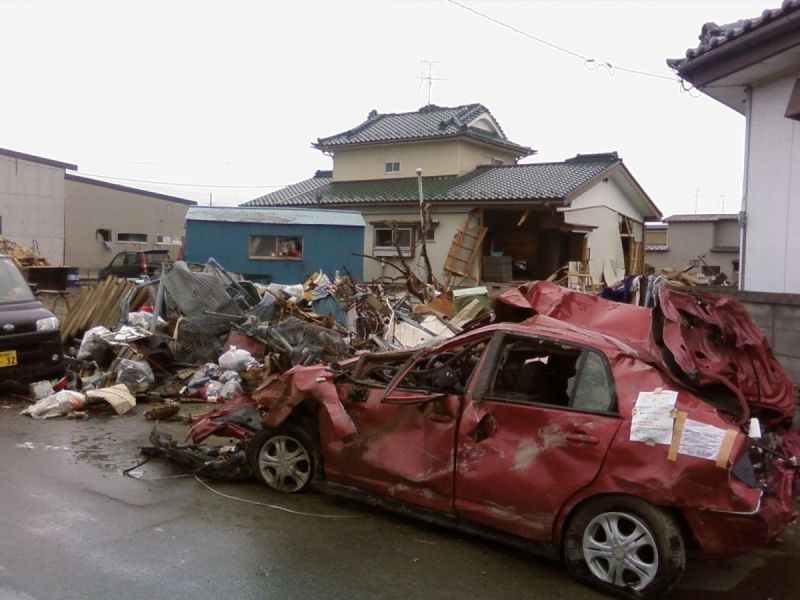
(185, 207), (364, 283)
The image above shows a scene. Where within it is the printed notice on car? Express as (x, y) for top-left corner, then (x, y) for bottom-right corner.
(630, 389), (678, 445)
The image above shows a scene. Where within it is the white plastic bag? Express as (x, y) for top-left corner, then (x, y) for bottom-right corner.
(116, 359), (155, 393)
(21, 390), (86, 419)
(218, 346), (258, 371)
(77, 326), (111, 360)
(219, 380), (243, 400)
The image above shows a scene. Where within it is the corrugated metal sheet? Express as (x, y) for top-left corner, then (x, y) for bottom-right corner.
(187, 206), (365, 227)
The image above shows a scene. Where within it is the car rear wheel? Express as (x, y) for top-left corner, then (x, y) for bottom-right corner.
(247, 426), (318, 493)
(564, 496), (685, 599)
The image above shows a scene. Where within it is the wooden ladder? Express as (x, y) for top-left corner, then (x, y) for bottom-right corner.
(444, 211), (487, 287)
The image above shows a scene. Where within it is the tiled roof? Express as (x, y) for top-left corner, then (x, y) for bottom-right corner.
(243, 154), (620, 208)
(667, 0), (800, 70)
(645, 245), (669, 252)
(665, 213), (738, 223)
(314, 103), (533, 156)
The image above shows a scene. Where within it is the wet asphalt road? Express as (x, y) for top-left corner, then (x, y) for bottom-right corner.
(1, 393), (799, 600)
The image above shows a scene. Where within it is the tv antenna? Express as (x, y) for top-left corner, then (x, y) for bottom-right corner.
(415, 60), (446, 105)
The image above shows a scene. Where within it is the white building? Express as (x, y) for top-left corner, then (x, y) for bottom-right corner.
(669, 1), (800, 293)
(0, 148), (76, 264)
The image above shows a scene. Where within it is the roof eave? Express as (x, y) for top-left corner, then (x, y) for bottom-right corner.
(313, 132), (533, 157)
(671, 14), (800, 87)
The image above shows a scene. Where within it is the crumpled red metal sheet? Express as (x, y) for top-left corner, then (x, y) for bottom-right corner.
(656, 285), (794, 422)
(187, 393), (258, 443)
(253, 365), (359, 447)
(496, 281), (794, 422)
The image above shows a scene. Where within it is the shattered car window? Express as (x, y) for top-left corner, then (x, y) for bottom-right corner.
(352, 353), (415, 386)
(398, 340), (488, 393)
(486, 336), (615, 412)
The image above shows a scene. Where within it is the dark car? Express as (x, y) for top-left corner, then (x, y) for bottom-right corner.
(0, 254), (64, 382)
(98, 250), (170, 280)
(190, 281), (799, 599)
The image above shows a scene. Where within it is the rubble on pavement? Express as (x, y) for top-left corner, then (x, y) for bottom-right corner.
(18, 259), (487, 438)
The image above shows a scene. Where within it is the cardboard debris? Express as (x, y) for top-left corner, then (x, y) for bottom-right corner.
(85, 384), (137, 415)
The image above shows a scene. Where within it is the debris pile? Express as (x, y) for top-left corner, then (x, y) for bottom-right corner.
(17, 259), (491, 435)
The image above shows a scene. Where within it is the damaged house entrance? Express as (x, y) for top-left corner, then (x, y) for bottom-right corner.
(481, 208), (591, 282)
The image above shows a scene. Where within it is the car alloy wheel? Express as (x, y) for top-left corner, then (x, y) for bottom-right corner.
(582, 511), (658, 590)
(247, 425), (320, 493)
(564, 496), (685, 599)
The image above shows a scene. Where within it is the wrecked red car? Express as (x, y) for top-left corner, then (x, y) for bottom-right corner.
(191, 282), (799, 599)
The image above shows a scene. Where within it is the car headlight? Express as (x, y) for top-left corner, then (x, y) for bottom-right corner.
(36, 317), (60, 331)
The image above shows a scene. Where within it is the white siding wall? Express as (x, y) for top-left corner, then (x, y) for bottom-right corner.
(0, 155), (66, 264)
(568, 176), (644, 225)
(745, 75), (800, 292)
(358, 206), (472, 282)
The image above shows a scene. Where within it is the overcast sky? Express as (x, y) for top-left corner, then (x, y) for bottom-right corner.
(1, 0), (773, 215)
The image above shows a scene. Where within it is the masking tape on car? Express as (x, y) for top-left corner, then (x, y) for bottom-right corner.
(667, 411), (688, 461)
(715, 429), (738, 468)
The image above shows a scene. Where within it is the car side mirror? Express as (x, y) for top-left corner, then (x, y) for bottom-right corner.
(28, 282), (39, 295)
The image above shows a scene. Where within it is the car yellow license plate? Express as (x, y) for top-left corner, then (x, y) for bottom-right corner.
(0, 350), (18, 368)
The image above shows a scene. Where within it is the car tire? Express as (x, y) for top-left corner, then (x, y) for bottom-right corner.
(247, 425), (319, 493)
(564, 496), (685, 599)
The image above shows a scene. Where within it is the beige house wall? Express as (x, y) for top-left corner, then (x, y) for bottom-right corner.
(357, 205), (474, 283)
(0, 155), (66, 264)
(644, 221), (739, 280)
(562, 206), (625, 284)
(332, 139), (518, 182)
(64, 178), (191, 277)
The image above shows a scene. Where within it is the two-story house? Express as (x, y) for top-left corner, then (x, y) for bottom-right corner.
(243, 104), (661, 286)
(644, 213), (741, 281)
(668, 1), (800, 293)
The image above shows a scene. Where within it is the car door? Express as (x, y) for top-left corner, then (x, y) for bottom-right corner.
(323, 336), (491, 514)
(454, 331), (622, 541)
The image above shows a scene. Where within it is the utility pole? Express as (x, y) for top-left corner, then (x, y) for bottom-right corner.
(693, 188), (700, 214)
(415, 60), (446, 105)
(720, 193), (726, 213)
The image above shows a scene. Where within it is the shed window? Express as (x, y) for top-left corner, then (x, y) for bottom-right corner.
(385, 161), (401, 173)
(117, 232), (147, 243)
(374, 227), (413, 257)
(249, 235), (303, 259)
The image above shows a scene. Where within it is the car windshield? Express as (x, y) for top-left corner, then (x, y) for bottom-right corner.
(0, 258), (35, 303)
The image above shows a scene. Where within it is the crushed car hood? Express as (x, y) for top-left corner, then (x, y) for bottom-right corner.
(496, 281), (794, 423)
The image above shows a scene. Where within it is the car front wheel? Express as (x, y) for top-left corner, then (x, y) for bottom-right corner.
(247, 426), (318, 493)
(564, 496), (685, 599)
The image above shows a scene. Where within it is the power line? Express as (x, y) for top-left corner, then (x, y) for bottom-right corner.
(446, 0), (677, 83)
(75, 172), (285, 189)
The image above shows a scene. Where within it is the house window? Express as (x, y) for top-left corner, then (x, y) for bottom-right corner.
(385, 161), (401, 173)
(157, 234), (183, 245)
(425, 227), (435, 242)
(733, 259), (740, 273)
(249, 235), (304, 259)
(374, 227), (413, 257)
(117, 232), (147, 243)
(483, 156), (503, 166)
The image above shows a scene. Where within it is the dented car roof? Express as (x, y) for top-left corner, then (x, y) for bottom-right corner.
(497, 281), (794, 423)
